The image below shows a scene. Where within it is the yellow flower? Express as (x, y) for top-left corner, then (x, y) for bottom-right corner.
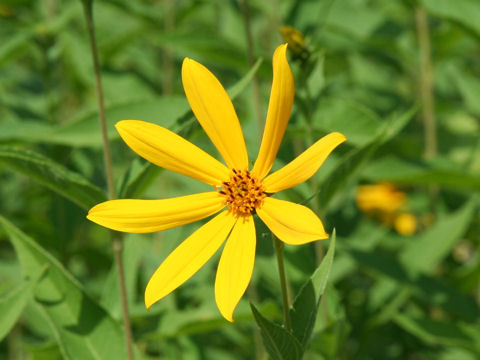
(87, 44), (346, 321)
(356, 183), (406, 215)
(393, 213), (417, 236)
(356, 183), (417, 235)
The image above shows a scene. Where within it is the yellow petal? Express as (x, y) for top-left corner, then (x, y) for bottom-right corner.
(182, 58), (248, 169)
(215, 215), (256, 322)
(145, 210), (236, 310)
(252, 44), (294, 179)
(87, 192), (225, 233)
(263, 132), (346, 193)
(257, 197), (328, 245)
(116, 120), (229, 186)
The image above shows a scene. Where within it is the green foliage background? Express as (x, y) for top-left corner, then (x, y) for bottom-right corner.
(0, 0), (479, 359)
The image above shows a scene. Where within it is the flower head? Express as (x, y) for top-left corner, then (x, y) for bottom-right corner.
(87, 44), (346, 321)
(356, 183), (417, 236)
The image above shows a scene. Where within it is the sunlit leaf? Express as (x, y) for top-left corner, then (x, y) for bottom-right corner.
(290, 231), (336, 348)
(250, 303), (303, 360)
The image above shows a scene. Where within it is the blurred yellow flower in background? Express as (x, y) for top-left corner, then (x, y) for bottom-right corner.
(88, 44), (346, 321)
(356, 183), (417, 236)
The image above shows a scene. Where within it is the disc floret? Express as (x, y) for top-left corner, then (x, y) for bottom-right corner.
(218, 169), (266, 217)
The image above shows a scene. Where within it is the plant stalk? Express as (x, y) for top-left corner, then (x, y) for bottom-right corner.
(273, 235), (291, 331)
(81, 2), (133, 359)
(415, 6), (437, 160)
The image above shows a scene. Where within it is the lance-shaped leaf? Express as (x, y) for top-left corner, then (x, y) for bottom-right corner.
(250, 303), (303, 360)
(0, 216), (146, 360)
(290, 231), (336, 347)
(0, 146), (106, 210)
(0, 281), (34, 341)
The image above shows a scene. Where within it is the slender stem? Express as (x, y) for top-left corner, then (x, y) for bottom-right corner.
(81, 2), (133, 359)
(239, 0), (264, 135)
(82, 0), (114, 200)
(273, 235), (291, 331)
(112, 238), (134, 358)
(415, 5), (439, 211)
(415, 6), (437, 160)
(7, 323), (22, 360)
(162, 0), (175, 95)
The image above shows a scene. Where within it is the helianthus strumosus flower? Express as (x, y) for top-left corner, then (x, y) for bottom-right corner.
(356, 183), (417, 235)
(87, 44), (346, 321)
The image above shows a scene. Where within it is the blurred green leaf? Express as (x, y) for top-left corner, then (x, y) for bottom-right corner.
(400, 200), (477, 274)
(0, 33), (31, 66)
(314, 106), (416, 209)
(250, 303), (303, 360)
(313, 97), (382, 146)
(447, 65), (480, 116)
(290, 231), (336, 348)
(0, 98), (187, 147)
(394, 314), (480, 355)
(349, 247), (480, 320)
(326, 0), (384, 39)
(150, 31), (248, 70)
(0, 146), (106, 210)
(117, 159), (161, 198)
(0, 281), (32, 341)
(362, 156), (480, 192)
(227, 58), (263, 99)
(53, 97), (188, 147)
(0, 216), (145, 360)
(100, 235), (144, 319)
(422, 0), (480, 37)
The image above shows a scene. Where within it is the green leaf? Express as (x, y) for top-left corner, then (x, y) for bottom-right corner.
(348, 248), (480, 320)
(326, 0), (384, 39)
(400, 200), (477, 274)
(250, 303), (303, 360)
(0, 281), (33, 341)
(422, 0), (480, 38)
(290, 231), (336, 348)
(0, 146), (106, 210)
(0, 33), (31, 66)
(394, 314), (480, 354)
(447, 65), (480, 116)
(117, 159), (161, 198)
(313, 97), (383, 146)
(100, 235), (144, 319)
(314, 106), (417, 210)
(227, 58), (263, 99)
(362, 156), (480, 192)
(0, 216), (142, 360)
(52, 97), (188, 147)
(346, 200), (480, 322)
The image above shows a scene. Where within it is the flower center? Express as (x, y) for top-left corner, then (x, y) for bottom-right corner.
(218, 169), (266, 217)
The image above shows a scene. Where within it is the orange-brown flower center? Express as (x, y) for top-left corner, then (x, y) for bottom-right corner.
(217, 169), (266, 217)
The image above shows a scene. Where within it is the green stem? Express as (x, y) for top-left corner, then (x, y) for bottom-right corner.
(161, 0), (175, 95)
(82, 0), (114, 200)
(273, 235), (291, 331)
(415, 5), (439, 211)
(81, 2), (133, 359)
(415, 5), (437, 160)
